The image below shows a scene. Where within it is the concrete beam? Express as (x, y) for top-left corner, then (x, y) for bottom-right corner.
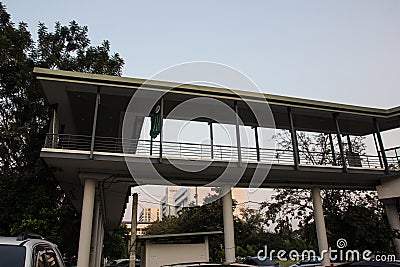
(377, 177), (400, 200)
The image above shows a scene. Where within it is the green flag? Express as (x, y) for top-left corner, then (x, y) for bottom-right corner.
(150, 104), (161, 138)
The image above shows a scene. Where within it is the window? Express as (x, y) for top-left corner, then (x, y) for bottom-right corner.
(34, 246), (62, 267)
(0, 245), (26, 267)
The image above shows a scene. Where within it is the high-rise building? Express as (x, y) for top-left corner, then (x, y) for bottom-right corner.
(139, 207), (160, 223)
(160, 186), (179, 219)
(160, 186), (247, 218)
(231, 188), (246, 217)
(122, 221), (152, 236)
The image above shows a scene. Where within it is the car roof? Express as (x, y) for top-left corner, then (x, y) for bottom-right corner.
(0, 236), (55, 247)
(247, 257), (275, 261)
(0, 237), (25, 246)
(244, 257), (276, 265)
(164, 262), (254, 267)
(342, 261), (400, 267)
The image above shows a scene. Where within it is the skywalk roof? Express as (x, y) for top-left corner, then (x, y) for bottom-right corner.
(34, 67), (400, 135)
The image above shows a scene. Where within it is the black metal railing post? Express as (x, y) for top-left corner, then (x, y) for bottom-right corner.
(373, 133), (384, 168)
(328, 134), (337, 166)
(373, 118), (389, 174)
(159, 98), (164, 163)
(333, 113), (347, 173)
(288, 107), (300, 170)
(254, 126), (260, 162)
(49, 104), (59, 148)
(234, 101), (242, 166)
(150, 137), (153, 156)
(90, 87), (101, 159)
(209, 122), (214, 159)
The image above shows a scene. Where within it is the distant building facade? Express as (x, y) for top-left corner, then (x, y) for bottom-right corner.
(160, 187), (247, 219)
(160, 186), (179, 218)
(122, 221), (152, 236)
(124, 207), (160, 236)
(139, 207), (160, 223)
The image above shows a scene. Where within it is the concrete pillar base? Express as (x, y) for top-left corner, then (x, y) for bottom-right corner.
(222, 187), (235, 264)
(383, 198), (400, 258)
(311, 188), (330, 266)
(77, 179), (96, 267)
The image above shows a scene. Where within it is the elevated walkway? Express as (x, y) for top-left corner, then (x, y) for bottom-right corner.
(34, 68), (400, 266)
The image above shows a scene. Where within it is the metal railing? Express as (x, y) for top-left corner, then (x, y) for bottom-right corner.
(385, 146), (400, 169)
(44, 133), (397, 170)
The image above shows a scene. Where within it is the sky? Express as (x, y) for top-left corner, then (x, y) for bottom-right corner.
(4, 0), (400, 219)
(4, 0), (400, 108)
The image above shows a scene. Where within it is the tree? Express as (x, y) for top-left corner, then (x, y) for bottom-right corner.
(262, 131), (395, 253)
(103, 225), (130, 260)
(32, 20), (124, 75)
(273, 130), (366, 166)
(0, 2), (124, 255)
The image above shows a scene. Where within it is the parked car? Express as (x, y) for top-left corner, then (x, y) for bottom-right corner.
(289, 257), (321, 267)
(106, 258), (140, 267)
(162, 263), (253, 267)
(0, 233), (66, 267)
(242, 256), (281, 267)
(338, 261), (400, 267)
(115, 259), (130, 267)
(107, 259), (129, 267)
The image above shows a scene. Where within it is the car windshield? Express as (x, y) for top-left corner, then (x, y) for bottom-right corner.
(0, 245), (26, 267)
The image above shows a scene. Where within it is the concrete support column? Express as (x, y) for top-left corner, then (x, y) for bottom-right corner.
(311, 188), (330, 266)
(222, 187), (235, 263)
(96, 216), (104, 267)
(89, 200), (100, 267)
(77, 179), (96, 267)
(94, 223), (101, 267)
(383, 199), (400, 258)
(130, 193), (139, 267)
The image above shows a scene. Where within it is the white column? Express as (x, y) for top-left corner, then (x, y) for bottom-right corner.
(383, 199), (400, 258)
(97, 217), (105, 267)
(94, 219), (101, 267)
(222, 187), (235, 263)
(205, 236), (210, 262)
(77, 179), (96, 267)
(130, 193), (139, 267)
(89, 201), (100, 267)
(311, 188), (330, 266)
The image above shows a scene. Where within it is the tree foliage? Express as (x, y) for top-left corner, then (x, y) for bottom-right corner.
(33, 21), (124, 75)
(103, 225), (130, 260)
(0, 2), (124, 255)
(274, 130), (366, 166)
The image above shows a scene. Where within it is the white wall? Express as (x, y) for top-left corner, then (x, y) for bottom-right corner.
(144, 241), (209, 267)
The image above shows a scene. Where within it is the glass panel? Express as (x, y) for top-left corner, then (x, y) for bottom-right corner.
(0, 245), (26, 267)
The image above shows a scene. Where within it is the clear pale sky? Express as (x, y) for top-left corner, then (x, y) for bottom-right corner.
(4, 0), (400, 108)
(4, 1), (400, 219)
